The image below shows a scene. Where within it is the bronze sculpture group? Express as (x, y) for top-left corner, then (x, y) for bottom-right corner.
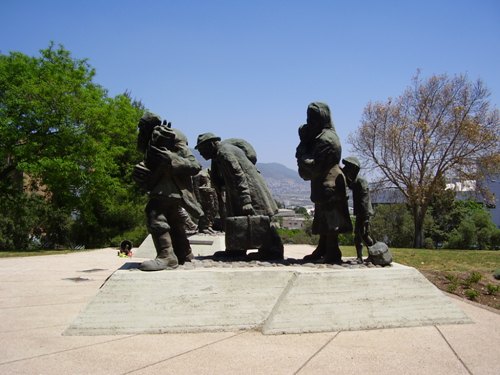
(133, 102), (382, 271)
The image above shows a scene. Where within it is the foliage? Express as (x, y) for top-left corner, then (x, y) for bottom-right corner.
(446, 203), (500, 249)
(0, 193), (47, 250)
(277, 228), (319, 245)
(446, 282), (458, 293)
(0, 43), (145, 249)
(110, 224), (148, 249)
(294, 206), (309, 217)
(493, 269), (500, 280)
(463, 271), (482, 287)
(338, 230), (354, 246)
(486, 284), (499, 295)
(425, 177), (461, 246)
(464, 289), (479, 301)
(349, 72), (500, 248)
(426, 196), (500, 249)
(370, 204), (414, 247)
(445, 273), (459, 283)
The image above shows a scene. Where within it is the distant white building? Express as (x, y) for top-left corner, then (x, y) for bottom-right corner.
(282, 216), (307, 230)
(370, 176), (500, 228)
(274, 208), (311, 229)
(275, 209), (295, 217)
(446, 180), (476, 192)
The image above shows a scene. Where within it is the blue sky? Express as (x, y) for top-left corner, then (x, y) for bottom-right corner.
(1, 0), (499, 169)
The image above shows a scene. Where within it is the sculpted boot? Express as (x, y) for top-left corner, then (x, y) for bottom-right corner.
(170, 225), (193, 265)
(355, 243), (364, 264)
(323, 232), (343, 265)
(139, 233), (178, 271)
(256, 226), (284, 260)
(303, 235), (326, 262)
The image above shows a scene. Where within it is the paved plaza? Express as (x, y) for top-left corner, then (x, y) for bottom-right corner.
(0, 245), (499, 374)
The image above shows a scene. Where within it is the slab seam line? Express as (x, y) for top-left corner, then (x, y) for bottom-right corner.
(121, 331), (246, 374)
(261, 271), (299, 332)
(293, 331), (340, 375)
(434, 325), (473, 375)
(0, 335), (139, 366)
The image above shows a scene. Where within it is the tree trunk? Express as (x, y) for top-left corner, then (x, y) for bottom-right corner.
(412, 205), (426, 248)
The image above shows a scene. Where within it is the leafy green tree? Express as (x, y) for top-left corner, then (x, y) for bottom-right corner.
(370, 204), (414, 248)
(349, 73), (500, 248)
(0, 43), (144, 249)
(0, 193), (45, 250)
(425, 177), (462, 246)
(446, 202), (499, 249)
(293, 206), (310, 219)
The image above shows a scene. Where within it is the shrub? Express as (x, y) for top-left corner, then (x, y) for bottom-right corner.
(447, 283), (458, 293)
(110, 225), (148, 249)
(338, 231), (354, 246)
(464, 289), (479, 301)
(463, 271), (482, 287)
(445, 273), (459, 293)
(486, 284), (499, 296)
(276, 228), (318, 245)
(445, 204), (498, 249)
(447, 219), (477, 249)
(445, 273), (459, 283)
(494, 269), (500, 280)
(424, 237), (435, 249)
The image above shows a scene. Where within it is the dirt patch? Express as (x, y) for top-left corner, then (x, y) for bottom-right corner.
(421, 270), (500, 310)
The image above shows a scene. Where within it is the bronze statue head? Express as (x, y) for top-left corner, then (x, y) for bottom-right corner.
(195, 132), (221, 160)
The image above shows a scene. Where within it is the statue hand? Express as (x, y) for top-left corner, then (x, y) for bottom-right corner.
(363, 221), (371, 236)
(132, 162), (151, 186)
(147, 145), (172, 166)
(242, 203), (255, 215)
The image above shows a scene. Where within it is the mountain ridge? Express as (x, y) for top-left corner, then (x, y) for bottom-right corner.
(191, 149), (310, 206)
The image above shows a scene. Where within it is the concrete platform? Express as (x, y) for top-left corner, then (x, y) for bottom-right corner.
(1, 246), (499, 375)
(64, 262), (470, 335)
(134, 233), (225, 258)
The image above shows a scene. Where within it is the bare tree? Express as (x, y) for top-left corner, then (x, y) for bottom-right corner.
(349, 73), (500, 248)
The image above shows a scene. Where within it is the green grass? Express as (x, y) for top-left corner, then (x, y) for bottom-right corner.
(0, 249), (83, 258)
(340, 246), (500, 273)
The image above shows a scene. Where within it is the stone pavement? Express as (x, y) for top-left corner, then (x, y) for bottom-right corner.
(0, 245), (499, 374)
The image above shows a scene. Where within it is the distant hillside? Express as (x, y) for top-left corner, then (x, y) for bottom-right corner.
(257, 163), (311, 206)
(256, 162), (301, 182)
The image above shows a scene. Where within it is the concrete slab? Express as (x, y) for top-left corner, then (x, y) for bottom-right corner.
(262, 265), (471, 334)
(133, 234), (155, 258)
(299, 326), (470, 375)
(436, 296), (500, 375)
(133, 233), (225, 259)
(64, 268), (293, 335)
(188, 233), (225, 256)
(0, 332), (236, 375)
(65, 263), (470, 336)
(133, 331), (337, 375)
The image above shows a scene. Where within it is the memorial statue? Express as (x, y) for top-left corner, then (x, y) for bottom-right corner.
(195, 133), (284, 260)
(192, 169), (220, 233)
(296, 102), (352, 264)
(341, 156), (375, 263)
(132, 112), (203, 271)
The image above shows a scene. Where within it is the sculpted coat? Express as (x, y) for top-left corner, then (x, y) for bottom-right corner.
(296, 102), (352, 234)
(146, 126), (203, 220)
(210, 142), (277, 217)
